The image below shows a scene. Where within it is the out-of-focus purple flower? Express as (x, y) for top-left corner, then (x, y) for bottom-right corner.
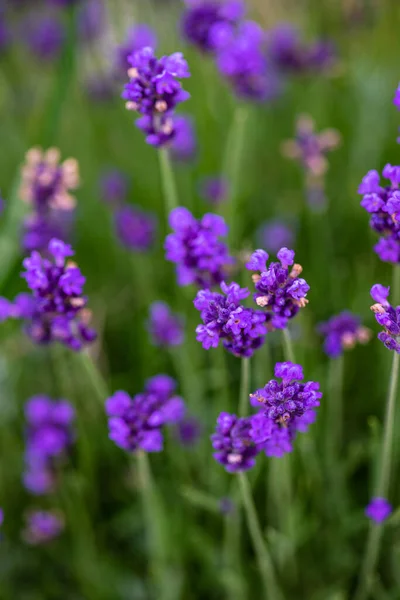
(194, 281), (267, 357)
(20, 147), (79, 253)
(0, 508), (3, 526)
(24, 510), (64, 545)
(318, 311), (371, 358)
(216, 20), (280, 102)
(24, 14), (65, 61)
(0, 192), (4, 215)
(99, 169), (128, 205)
(219, 497), (235, 514)
(358, 165), (400, 264)
(170, 115), (197, 161)
(0, 14), (10, 52)
(148, 301), (184, 347)
(267, 24), (336, 74)
(0, 239), (96, 350)
(211, 412), (260, 472)
(365, 497), (392, 524)
(85, 72), (116, 102)
(23, 395), (75, 495)
(114, 204), (156, 252)
(175, 415), (202, 447)
(122, 47), (191, 147)
(257, 219), (294, 254)
(246, 247), (309, 330)
(199, 176), (229, 205)
(181, 0), (245, 53)
(370, 284), (400, 353)
(115, 24), (158, 74)
(77, 0), (104, 42)
(105, 375), (185, 453)
(393, 83), (400, 110)
(165, 207), (234, 288)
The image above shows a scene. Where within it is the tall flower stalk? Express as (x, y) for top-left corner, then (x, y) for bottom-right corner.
(159, 148), (179, 215)
(239, 357), (250, 416)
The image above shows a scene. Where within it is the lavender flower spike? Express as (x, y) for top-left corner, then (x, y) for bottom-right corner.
(165, 207), (234, 288)
(148, 301), (184, 347)
(393, 83), (400, 111)
(318, 311), (371, 358)
(194, 281), (267, 357)
(370, 284), (400, 352)
(122, 47), (191, 147)
(24, 510), (64, 545)
(105, 375), (185, 453)
(365, 497), (392, 524)
(211, 412), (260, 472)
(246, 247), (309, 330)
(0, 238), (96, 350)
(249, 362), (322, 458)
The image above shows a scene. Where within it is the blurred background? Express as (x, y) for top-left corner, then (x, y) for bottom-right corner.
(1, 0), (400, 598)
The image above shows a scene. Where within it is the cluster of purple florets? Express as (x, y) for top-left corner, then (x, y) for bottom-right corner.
(0, 238), (96, 350)
(24, 510), (65, 545)
(370, 284), (400, 353)
(122, 47), (191, 147)
(212, 362), (321, 470)
(246, 248), (309, 329)
(23, 395), (75, 495)
(318, 311), (371, 358)
(358, 165), (400, 263)
(148, 301), (184, 347)
(165, 207), (233, 288)
(194, 281), (267, 357)
(181, 2), (335, 101)
(105, 375), (186, 453)
(20, 147), (79, 253)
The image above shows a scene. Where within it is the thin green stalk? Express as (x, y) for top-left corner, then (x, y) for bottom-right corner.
(326, 356), (345, 513)
(158, 148), (179, 215)
(282, 328), (296, 363)
(238, 472), (284, 600)
(221, 106), (249, 247)
(354, 350), (400, 600)
(75, 351), (109, 406)
(136, 451), (169, 600)
(239, 358), (250, 417)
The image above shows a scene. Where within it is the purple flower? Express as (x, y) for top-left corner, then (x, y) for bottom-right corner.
(219, 497), (235, 514)
(393, 83), (400, 111)
(122, 47), (191, 147)
(99, 169), (128, 205)
(181, 0), (244, 53)
(370, 284), (400, 353)
(359, 165), (400, 264)
(257, 219), (294, 254)
(246, 247), (309, 330)
(77, 0), (104, 42)
(250, 361), (322, 423)
(105, 375), (185, 453)
(114, 204), (156, 252)
(170, 114), (197, 161)
(211, 412), (260, 472)
(0, 508), (3, 526)
(0, 239), (96, 350)
(24, 510), (64, 545)
(23, 395), (75, 495)
(20, 147), (79, 253)
(148, 301), (184, 347)
(318, 311), (371, 358)
(216, 20), (280, 102)
(175, 415), (202, 447)
(194, 281), (267, 357)
(165, 207), (234, 288)
(115, 24), (158, 74)
(199, 176), (229, 205)
(25, 14), (65, 60)
(365, 497), (392, 524)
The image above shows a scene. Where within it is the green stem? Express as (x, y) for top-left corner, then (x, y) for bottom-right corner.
(238, 472), (283, 600)
(136, 451), (169, 600)
(158, 148), (179, 216)
(282, 328), (296, 364)
(239, 358), (250, 417)
(353, 350), (400, 600)
(76, 351), (109, 406)
(325, 356), (345, 513)
(221, 106), (249, 247)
